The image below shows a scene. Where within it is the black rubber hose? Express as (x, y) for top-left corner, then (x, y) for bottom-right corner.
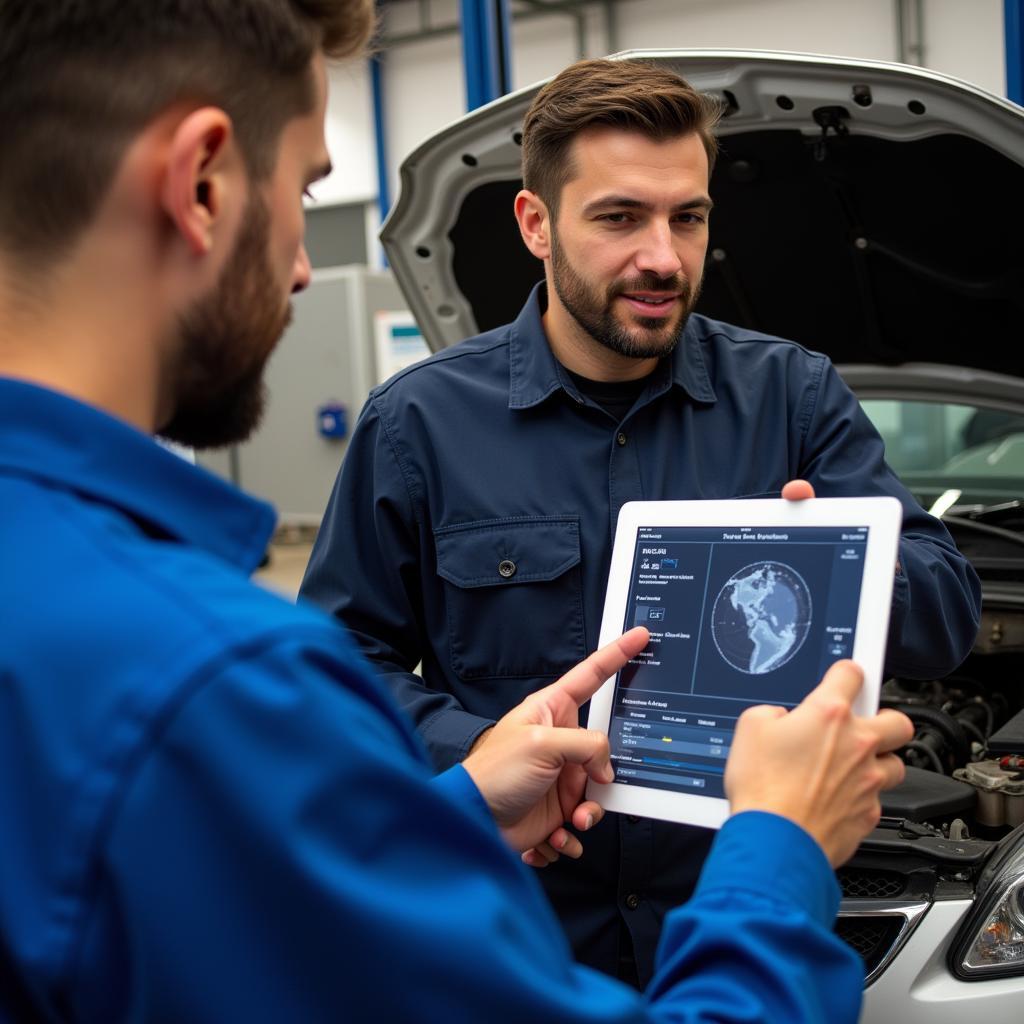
(903, 739), (946, 775)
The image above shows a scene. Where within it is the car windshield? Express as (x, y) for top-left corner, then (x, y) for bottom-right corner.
(860, 398), (1024, 512)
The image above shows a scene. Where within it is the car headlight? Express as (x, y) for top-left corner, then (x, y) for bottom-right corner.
(953, 823), (1024, 979)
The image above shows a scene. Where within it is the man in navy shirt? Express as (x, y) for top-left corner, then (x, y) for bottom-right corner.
(302, 57), (981, 984)
(0, 3), (913, 1020)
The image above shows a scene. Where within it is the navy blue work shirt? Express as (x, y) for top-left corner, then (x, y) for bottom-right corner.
(302, 283), (981, 983)
(0, 377), (865, 1022)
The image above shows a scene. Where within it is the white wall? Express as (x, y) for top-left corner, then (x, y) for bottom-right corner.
(313, 60), (377, 207)
(923, 0), (1006, 96)
(510, 4), (609, 88)
(316, 0), (1008, 232)
(380, 33), (466, 204)
(616, 0), (898, 59)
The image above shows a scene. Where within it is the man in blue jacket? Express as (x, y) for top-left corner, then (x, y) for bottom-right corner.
(0, 3), (912, 1021)
(301, 56), (981, 984)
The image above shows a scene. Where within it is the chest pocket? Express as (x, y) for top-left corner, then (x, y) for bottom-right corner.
(434, 516), (586, 680)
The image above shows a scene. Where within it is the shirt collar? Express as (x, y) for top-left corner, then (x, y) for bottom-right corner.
(0, 378), (276, 572)
(506, 282), (717, 408)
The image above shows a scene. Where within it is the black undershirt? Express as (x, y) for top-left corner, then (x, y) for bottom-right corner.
(563, 367), (653, 423)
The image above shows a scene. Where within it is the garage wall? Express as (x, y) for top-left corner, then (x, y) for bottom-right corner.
(311, 0), (1008, 216)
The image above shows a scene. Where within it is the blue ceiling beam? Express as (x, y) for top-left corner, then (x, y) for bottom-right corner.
(1008, 0), (1024, 104)
(370, 54), (391, 265)
(460, 0), (513, 111)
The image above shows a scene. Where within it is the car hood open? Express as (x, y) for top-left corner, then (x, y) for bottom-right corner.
(381, 49), (1024, 387)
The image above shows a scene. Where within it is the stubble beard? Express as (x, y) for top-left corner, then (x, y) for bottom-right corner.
(160, 193), (292, 450)
(549, 226), (701, 362)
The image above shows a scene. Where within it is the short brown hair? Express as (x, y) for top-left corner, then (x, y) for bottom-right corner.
(521, 58), (722, 216)
(0, 0), (375, 271)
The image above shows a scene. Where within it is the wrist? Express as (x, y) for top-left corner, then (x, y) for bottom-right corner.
(467, 725), (493, 758)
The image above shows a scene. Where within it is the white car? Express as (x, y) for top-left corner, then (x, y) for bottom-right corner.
(380, 50), (1024, 1022)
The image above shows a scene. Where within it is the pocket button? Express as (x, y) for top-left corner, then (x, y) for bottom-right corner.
(498, 559), (517, 578)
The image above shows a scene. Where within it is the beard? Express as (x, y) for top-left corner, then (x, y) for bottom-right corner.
(549, 228), (701, 361)
(160, 193), (292, 450)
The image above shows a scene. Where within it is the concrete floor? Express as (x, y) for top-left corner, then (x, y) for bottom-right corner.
(253, 540), (314, 600)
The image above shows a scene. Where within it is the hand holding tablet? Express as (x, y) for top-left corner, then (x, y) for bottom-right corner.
(726, 657), (913, 865)
(586, 494), (904, 829)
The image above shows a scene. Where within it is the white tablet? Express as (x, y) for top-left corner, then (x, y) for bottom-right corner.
(586, 496), (902, 830)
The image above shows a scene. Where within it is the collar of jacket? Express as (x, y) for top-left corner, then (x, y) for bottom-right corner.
(0, 377), (276, 573)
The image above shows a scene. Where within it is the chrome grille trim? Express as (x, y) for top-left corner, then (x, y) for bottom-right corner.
(837, 899), (930, 986)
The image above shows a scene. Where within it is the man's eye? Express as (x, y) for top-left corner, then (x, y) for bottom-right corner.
(599, 213), (630, 223)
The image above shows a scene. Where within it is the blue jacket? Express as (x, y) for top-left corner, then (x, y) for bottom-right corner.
(301, 284), (981, 980)
(0, 377), (863, 1022)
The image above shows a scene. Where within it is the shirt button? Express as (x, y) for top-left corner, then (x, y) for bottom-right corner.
(627, 815), (641, 824)
(625, 893), (641, 910)
(497, 559), (516, 578)
(616, 432), (627, 446)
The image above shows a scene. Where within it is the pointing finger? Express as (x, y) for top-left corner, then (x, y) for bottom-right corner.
(535, 627), (650, 710)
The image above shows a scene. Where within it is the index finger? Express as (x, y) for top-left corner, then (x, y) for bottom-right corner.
(536, 627), (650, 709)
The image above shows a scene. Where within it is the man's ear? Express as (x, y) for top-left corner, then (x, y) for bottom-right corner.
(161, 107), (238, 257)
(514, 189), (552, 261)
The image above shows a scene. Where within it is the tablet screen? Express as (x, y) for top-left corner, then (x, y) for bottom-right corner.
(609, 524), (870, 799)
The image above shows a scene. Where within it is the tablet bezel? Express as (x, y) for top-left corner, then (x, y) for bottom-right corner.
(586, 496), (903, 829)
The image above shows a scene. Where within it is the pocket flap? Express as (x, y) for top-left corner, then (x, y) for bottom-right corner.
(435, 516), (581, 589)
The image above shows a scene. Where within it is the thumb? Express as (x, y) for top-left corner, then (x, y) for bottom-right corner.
(801, 659), (864, 712)
(738, 703), (788, 726)
(737, 704), (790, 729)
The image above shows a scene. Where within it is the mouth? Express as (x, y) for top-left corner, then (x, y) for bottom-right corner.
(617, 292), (681, 318)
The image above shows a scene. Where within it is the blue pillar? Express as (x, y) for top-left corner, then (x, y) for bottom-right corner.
(460, 0), (513, 111)
(370, 55), (390, 265)
(1008, 0), (1024, 104)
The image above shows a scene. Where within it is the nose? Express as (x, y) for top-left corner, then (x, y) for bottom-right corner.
(291, 243), (312, 294)
(635, 221), (682, 280)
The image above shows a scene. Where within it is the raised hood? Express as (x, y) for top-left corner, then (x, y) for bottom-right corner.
(381, 50), (1024, 378)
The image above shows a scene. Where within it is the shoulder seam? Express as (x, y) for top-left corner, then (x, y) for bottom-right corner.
(372, 334), (511, 399)
(697, 321), (821, 360)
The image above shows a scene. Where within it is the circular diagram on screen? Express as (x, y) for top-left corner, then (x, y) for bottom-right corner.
(711, 561), (812, 675)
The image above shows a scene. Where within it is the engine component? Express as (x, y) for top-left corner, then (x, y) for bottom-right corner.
(954, 761), (1024, 828)
(886, 701), (970, 774)
(989, 707), (1024, 757)
(881, 766), (977, 821)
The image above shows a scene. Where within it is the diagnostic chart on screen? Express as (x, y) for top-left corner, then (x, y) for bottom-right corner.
(608, 524), (869, 799)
